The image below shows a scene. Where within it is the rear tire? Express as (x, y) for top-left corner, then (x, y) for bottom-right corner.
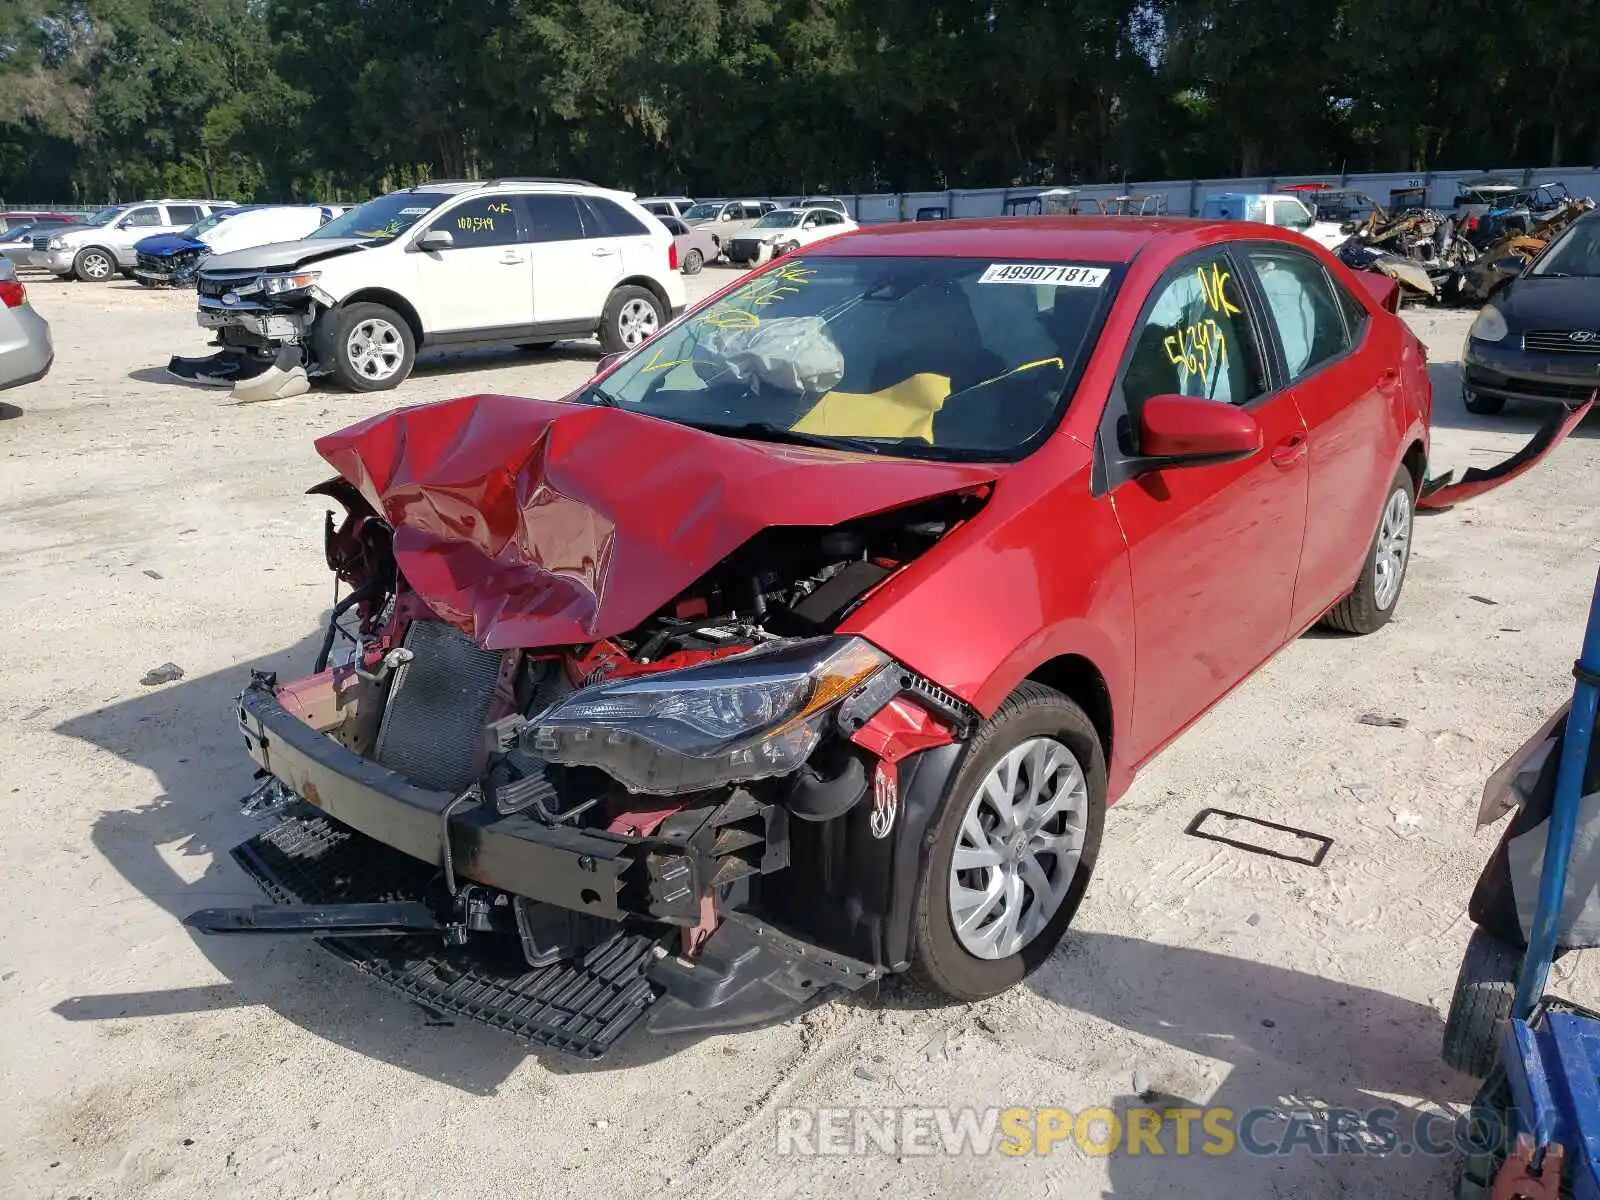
(318, 302), (415, 392)
(1463, 389), (1505, 416)
(682, 248), (704, 275)
(1442, 929), (1519, 1078)
(73, 247), (116, 282)
(599, 285), (665, 354)
(910, 682), (1106, 1002)
(1320, 465), (1414, 635)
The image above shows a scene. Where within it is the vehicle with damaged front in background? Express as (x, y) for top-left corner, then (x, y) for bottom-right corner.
(186, 216), (1584, 1058)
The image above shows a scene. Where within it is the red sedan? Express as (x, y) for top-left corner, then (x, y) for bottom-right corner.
(187, 218), (1583, 1055)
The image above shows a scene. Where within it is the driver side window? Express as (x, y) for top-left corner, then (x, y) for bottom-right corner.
(123, 207), (162, 228)
(1122, 253), (1267, 415)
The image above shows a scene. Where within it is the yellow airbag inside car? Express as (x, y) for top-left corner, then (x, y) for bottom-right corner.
(794, 372), (951, 443)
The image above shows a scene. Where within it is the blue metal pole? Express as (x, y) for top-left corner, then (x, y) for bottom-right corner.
(1514, 567), (1600, 1018)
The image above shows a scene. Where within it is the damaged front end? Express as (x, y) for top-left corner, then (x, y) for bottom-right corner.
(186, 396), (995, 1056)
(169, 267), (323, 401)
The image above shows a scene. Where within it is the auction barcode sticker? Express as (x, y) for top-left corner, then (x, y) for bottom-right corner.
(978, 263), (1109, 287)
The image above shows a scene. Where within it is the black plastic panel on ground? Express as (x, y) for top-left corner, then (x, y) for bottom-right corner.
(233, 805), (662, 1058)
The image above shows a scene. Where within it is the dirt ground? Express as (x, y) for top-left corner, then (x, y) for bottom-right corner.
(2, 270), (1598, 1200)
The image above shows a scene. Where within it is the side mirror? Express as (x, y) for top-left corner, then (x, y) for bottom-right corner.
(416, 228), (453, 252)
(594, 350), (625, 376)
(1129, 393), (1262, 473)
(1491, 255), (1527, 276)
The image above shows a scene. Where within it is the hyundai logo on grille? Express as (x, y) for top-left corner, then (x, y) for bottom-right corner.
(1571, 330), (1598, 344)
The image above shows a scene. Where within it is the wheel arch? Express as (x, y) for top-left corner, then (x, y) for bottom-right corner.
(615, 274), (672, 317)
(338, 289), (425, 347)
(1024, 654), (1114, 772)
(1401, 438), (1426, 494)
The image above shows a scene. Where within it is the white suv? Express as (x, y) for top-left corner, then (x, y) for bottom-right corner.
(33, 198), (236, 281)
(184, 179), (686, 401)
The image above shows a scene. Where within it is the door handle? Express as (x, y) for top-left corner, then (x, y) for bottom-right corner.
(499, 251), (526, 265)
(1270, 433), (1308, 468)
(591, 246), (617, 257)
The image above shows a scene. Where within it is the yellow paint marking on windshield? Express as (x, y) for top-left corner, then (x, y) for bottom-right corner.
(694, 262), (817, 330)
(968, 356), (1064, 391)
(639, 343), (690, 373)
(794, 373), (951, 444)
(1197, 262), (1242, 315)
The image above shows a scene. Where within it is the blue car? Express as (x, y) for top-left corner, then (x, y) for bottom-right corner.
(133, 207), (256, 287)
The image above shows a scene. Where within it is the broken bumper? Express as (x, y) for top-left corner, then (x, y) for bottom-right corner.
(189, 679), (881, 1054)
(1420, 399), (1593, 510)
(233, 679), (635, 917)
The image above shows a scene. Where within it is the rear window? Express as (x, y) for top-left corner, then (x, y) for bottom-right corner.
(585, 255), (1123, 461)
(1200, 196), (1266, 222)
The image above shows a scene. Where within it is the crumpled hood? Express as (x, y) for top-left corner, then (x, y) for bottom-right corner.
(204, 236), (370, 273)
(315, 393), (1000, 650)
(135, 233), (206, 258)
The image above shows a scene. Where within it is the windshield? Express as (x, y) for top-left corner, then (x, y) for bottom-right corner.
(1530, 220), (1600, 278)
(84, 205), (127, 227)
(756, 211), (804, 229)
(583, 255), (1121, 461)
(182, 209), (241, 239)
(310, 192), (450, 241)
(683, 203), (723, 221)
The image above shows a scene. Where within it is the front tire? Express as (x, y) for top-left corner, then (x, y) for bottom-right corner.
(73, 247), (116, 282)
(1463, 388), (1505, 416)
(1320, 465), (1414, 635)
(320, 302), (415, 392)
(911, 682), (1106, 1001)
(599, 285), (665, 354)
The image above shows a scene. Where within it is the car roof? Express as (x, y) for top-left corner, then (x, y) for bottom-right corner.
(805, 215), (1264, 263)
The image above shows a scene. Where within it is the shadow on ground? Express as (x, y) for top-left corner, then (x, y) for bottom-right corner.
(1428, 360), (1600, 437)
(50, 624), (703, 1094)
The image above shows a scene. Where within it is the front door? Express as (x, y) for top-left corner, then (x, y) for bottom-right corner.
(412, 195), (535, 337)
(1102, 248), (1311, 765)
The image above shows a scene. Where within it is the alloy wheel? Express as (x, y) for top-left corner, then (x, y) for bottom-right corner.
(1373, 486), (1412, 611)
(618, 298), (660, 347)
(948, 736), (1089, 960)
(346, 318), (404, 382)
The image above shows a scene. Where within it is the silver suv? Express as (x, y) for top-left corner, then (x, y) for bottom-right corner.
(31, 199), (235, 282)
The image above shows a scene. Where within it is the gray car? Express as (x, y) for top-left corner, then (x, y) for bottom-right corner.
(0, 257), (52, 391)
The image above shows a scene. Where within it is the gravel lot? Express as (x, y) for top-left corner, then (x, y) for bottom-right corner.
(3, 272), (1598, 1199)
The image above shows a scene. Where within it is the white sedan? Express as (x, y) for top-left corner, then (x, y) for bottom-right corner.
(722, 208), (857, 266)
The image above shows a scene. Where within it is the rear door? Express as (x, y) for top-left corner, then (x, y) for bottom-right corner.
(578, 195), (652, 289)
(1100, 246), (1311, 765)
(522, 194), (605, 326)
(411, 194), (534, 336)
(1237, 242), (1398, 630)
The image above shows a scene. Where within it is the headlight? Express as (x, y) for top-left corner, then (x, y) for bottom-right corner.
(261, 270), (321, 296)
(525, 637), (889, 794)
(48, 237), (66, 250)
(1470, 305), (1508, 343)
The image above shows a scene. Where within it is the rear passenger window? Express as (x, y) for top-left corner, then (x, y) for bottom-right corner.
(579, 197), (649, 238)
(1244, 247), (1351, 381)
(1332, 276), (1370, 341)
(1122, 252), (1267, 411)
(520, 195), (586, 242)
(166, 204), (204, 226)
